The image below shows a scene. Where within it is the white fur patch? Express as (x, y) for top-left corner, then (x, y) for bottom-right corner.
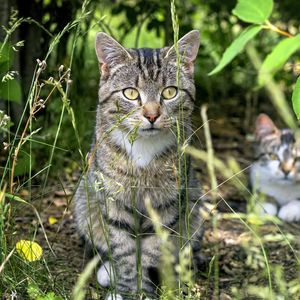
(105, 293), (123, 300)
(250, 161), (300, 206)
(278, 200), (300, 222)
(111, 129), (175, 168)
(97, 261), (114, 287)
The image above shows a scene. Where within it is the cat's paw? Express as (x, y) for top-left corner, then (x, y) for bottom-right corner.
(105, 293), (123, 300)
(278, 200), (300, 222)
(256, 202), (277, 216)
(97, 261), (114, 287)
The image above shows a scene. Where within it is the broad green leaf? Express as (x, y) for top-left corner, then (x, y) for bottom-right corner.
(0, 78), (22, 103)
(0, 62), (8, 75)
(13, 149), (36, 176)
(209, 25), (262, 76)
(292, 76), (300, 120)
(0, 42), (13, 67)
(16, 240), (43, 262)
(232, 0), (273, 24)
(259, 34), (300, 85)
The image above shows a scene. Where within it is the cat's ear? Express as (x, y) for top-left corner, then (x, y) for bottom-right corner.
(95, 32), (132, 73)
(164, 30), (200, 66)
(255, 114), (279, 140)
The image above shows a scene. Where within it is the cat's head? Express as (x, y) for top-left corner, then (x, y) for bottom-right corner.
(255, 113), (300, 181)
(94, 31), (200, 139)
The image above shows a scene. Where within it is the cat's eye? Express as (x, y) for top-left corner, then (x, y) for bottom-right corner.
(268, 153), (279, 160)
(123, 88), (139, 100)
(162, 86), (178, 100)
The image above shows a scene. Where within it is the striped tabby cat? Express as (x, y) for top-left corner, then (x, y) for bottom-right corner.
(250, 114), (300, 221)
(74, 30), (203, 299)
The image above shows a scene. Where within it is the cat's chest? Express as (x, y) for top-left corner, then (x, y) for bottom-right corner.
(101, 151), (178, 204)
(121, 162), (176, 190)
(110, 129), (176, 168)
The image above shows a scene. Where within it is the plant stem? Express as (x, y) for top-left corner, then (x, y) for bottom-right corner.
(201, 105), (219, 299)
(9, 71), (69, 193)
(264, 20), (294, 38)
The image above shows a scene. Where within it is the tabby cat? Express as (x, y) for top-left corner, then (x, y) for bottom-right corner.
(250, 113), (300, 221)
(74, 30), (203, 300)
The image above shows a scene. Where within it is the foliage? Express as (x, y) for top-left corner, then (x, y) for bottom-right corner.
(232, 0), (273, 24)
(0, 41), (21, 103)
(292, 77), (300, 119)
(208, 25), (262, 76)
(27, 282), (63, 300)
(209, 0), (300, 121)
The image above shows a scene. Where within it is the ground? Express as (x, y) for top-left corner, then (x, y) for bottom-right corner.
(5, 112), (300, 299)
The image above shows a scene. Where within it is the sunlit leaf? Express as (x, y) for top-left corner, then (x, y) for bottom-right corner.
(209, 25), (262, 76)
(259, 34), (300, 85)
(16, 240), (43, 262)
(232, 0), (273, 24)
(292, 76), (300, 120)
(247, 213), (265, 226)
(48, 216), (58, 225)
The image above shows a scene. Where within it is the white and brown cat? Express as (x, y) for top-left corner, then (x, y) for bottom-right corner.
(250, 113), (300, 222)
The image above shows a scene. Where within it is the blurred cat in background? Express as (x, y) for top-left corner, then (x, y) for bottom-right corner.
(250, 113), (300, 222)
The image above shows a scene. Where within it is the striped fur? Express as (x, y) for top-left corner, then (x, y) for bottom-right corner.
(250, 114), (300, 221)
(74, 31), (203, 299)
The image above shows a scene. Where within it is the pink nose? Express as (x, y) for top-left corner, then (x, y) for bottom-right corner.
(144, 113), (160, 124)
(280, 162), (293, 176)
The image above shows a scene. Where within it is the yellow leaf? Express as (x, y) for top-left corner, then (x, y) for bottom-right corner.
(48, 216), (58, 225)
(16, 240), (43, 262)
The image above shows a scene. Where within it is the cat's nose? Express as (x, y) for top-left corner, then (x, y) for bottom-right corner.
(143, 103), (161, 124)
(144, 112), (160, 124)
(280, 161), (294, 176)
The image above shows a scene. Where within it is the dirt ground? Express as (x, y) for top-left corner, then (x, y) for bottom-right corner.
(10, 113), (300, 299)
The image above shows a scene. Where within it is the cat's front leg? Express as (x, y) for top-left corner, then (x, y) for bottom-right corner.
(278, 200), (300, 222)
(97, 261), (114, 287)
(103, 233), (160, 299)
(140, 234), (163, 299)
(256, 201), (278, 217)
(99, 225), (149, 300)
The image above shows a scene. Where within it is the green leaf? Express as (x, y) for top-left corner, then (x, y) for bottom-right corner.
(14, 150), (36, 176)
(0, 42), (13, 67)
(258, 34), (300, 85)
(0, 78), (22, 103)
(208, 25), (262, 76)
(232, 0), (273, 24)
(0, 62), (8, 75)
(292, 76), (300, 120)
